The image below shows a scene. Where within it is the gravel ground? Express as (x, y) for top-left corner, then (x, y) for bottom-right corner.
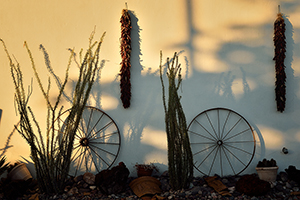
(2, 171), (300, 200)
(36, 171), (300, 200)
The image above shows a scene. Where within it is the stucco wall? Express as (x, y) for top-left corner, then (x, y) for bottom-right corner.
(0, 0), (300, 177)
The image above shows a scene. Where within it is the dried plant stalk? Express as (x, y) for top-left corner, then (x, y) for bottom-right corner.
(120, 8), (131, 108)
(1, 31), (105, 194)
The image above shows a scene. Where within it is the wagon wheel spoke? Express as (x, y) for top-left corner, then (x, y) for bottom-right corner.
(89, 144), (111, 168)
(89, 131), (119, 142)
(194, 120), (218, 141)
(193, 144), (217, 156)
(195, 145), (218, 170)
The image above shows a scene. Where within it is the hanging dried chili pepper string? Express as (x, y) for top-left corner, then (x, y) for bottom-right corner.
(120, 8), (131, 109)
(273, 5), (286, 112)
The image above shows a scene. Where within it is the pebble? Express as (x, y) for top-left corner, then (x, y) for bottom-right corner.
(189, 185), (201, 195)
(83, 172), (95, 185)
(90, 186), (97, 190)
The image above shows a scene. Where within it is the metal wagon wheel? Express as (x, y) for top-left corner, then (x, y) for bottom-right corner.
(187, 108), (255, 177)
(56, 106), (121, 176)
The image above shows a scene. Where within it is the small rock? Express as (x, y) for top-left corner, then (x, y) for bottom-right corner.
(189, 186), (201, 195)
(95, 162), (129, 195)
(64, 185), (71, 192)
(109, 194), (117, 198)
(286, 182), (292, 188)
(275, 191), (284, 197)
(83, 172), (95, 185)
(83, 183), (89, 188)
(77, 179), (85, 185)
(79, 188), (91, 193)
(163, 192), (170, 197)
(290, 180), (299, 188)
(185, 191), (192, 196)
(74, 175), (83, 183)
(235, 174), (270, 196)
(62, 193), (68, 199)
(275, 184), (284, 191)
(161, 171), (169, 177)
(228, 186), (235, 193)
(178, 192), (185, 197)
(280, 172), (289, 182)
(67, 187), (78, 196)
(64, 178), (74, 187)
(90, 185), (96, 190)
(222, 178), (229, 184)
(270, 181), (276, 188)
(211, 192), (217, 197)
(160, 178), (171, 191)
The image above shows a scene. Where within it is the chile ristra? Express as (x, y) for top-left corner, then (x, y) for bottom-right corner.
(273, 12), (286, 112)
(120, 9), (131, 109)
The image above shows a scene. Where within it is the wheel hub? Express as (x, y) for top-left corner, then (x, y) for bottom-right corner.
(217, 140), (223, 146)
(80, 137), (89, 147)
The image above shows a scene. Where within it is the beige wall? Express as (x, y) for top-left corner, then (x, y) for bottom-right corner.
(1, 0), (300, 177)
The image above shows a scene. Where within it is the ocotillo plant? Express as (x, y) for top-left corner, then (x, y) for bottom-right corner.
(1, 31), (105, 194)
(159, 51), (193, 190)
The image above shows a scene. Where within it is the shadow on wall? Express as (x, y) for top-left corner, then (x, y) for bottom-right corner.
(0, 113), (16, 158)
(66, 10), (170, 175)
(182, 1), (300, 174)
(89, 1), (300, 176)
(6, 0), (300, 177)
(284, 14), (297, 114)
(159, 0), (300, 175)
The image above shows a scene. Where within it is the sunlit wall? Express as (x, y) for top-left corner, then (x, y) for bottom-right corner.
(1, 0), (300, 177)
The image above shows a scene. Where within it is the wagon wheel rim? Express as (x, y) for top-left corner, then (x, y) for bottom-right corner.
(56, 106), (121, 176)
(187, 107), (256, 177)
